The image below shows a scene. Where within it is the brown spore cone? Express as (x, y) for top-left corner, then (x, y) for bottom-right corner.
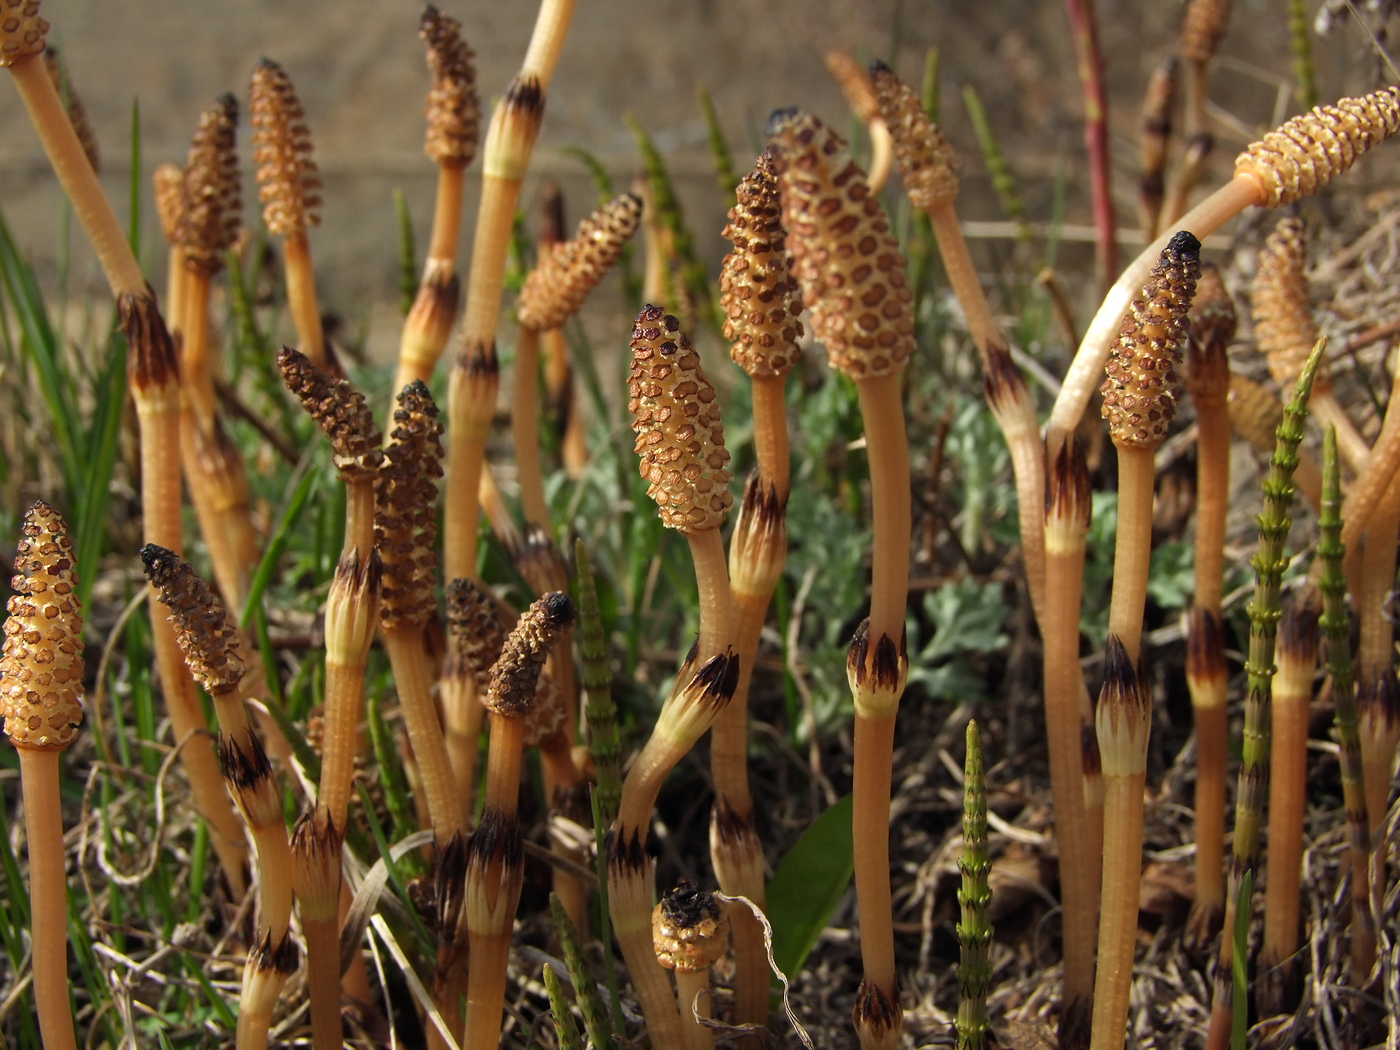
(250, 57), (322, 236)
(1, 501), (82, 750)
(721, 150), (803, 379)
(628, 306), (733, 533)
(178, 94), (241, 275)
(517, 192), (642, 332)
(376, 380), (444, 630)
(869, 60), (959, 211)
(140, 545), (246, 697)
(766, 108), (915, 380)
(1101, 230), (1201, 449)
(421, 4), (480, 166)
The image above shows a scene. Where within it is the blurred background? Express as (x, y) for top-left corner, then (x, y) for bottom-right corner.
(0, 0), (1391, 362)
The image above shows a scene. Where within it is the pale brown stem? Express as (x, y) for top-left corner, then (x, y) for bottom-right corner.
(1043, 528), (1095, 1003)
(1357, 474), (1400, 677)
(1191, 684), (1228, 915)
(676, 967), (715, 1050)
(610, 857), (685, 1048)
(1048, 178), (1262, 450)
(852, 711), (898, 1004)
(926, 204), (1046, 618)
(8, 55), (146, 297)
(321, 649), (371, 832)
(711, 589), (766, 818)
(427, 162), (466, 263)
(856, 375), (911, 655)
(685, 526), (733, 666)
(463, 715), (525, 1050)
(545, 326), (587, 477)
(1314, 391), (1370, 477)
(283, 232), (326, 367)
(751, 375), (790, 499)
(1159, 60), (1209, 230)
(441, 673), (485, 823)
(302, 910), (341, 1050)
(520, 0), (577, 87)
(1194, 401), (1231, 617)
(18, 750), (78, 1050)
(1259, 633), (1314, 989)
(135, 385), (249, 891)
(1107, 445), (1156, 664)
(443, 182), (517, 584)
(181, 269), (218, 425)
(165, 247), (189, 342)
(513, 325), (550, 526)
(383, 629), (467, 844)
(1089, 772), (1147, 1050)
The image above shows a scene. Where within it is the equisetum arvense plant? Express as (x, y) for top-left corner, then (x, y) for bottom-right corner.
(2, 502), (83, 1050)
(652, 879), (731, 1050)
(250, 58), (330, 369)
(393, 4), (479, 396)
(141, 546), (297, 1050)
(1091, 231), (1200, 1050)
(1159, 0), (1232, 227)
(1205, 338), (1324, 1050)
(714, 147), (804, 1029)
(768, 108), (914, 1050)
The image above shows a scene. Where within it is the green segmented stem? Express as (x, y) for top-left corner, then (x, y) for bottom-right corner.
(624, 114), (717, 328)
(697, 86), (739, 197)
(960, 86), (1029, 241)
(1316, 425), (1375, 980)
(956, 720), (992, 1050)
(1210, 337), (1324, 1036)
(542, 963), (585, 1050)
(575, 538), (622, 826)
(550, 893), (617, 1050)
(1286, 0), (1318, 111)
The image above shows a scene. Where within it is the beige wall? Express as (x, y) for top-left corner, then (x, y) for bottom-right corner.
(0, 1), (1374, 361)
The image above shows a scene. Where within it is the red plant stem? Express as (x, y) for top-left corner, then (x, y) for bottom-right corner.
(1063, 0), (1118, 290)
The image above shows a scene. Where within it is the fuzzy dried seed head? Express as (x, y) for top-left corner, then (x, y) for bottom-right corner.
(517, 193), (642, 331)
(1235, 86), (1400, 209)
(140, 545), (246, 696)
(628, 306), (733, 533)
(421, 5), (480, 166)
(178, 94), (241, 275)
(767, 109), (915, 380)
(153, 163), (186, 245)
(1180, 0), (1232, 64)
(1184, 262), (1235, 404)
(869, 61), (960, 210)
(653, 879), (730, 973)
(250, 58), (322, 235)
(1, 501), (82, 750)
(376, 381), (444, 630)
(0, 0), (46, 66)
(1227, 373), (1285, 455)
(277, 346), (383, 482)
(1252, 217), (1322, 390)
(45, 49), (99, 171)
(1101, 230), (1201, 449)
(444, 578), (510, 691)
(721, 151), (804, 379)
(483, 592), (575, 719)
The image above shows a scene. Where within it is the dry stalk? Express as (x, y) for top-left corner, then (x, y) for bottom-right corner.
(1159, 0), (1232, 227)
(824, 50), (892, 190)
(1138, 57), (1178, 240)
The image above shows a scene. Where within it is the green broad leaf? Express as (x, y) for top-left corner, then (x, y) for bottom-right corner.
(766, 793), (854, 979)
